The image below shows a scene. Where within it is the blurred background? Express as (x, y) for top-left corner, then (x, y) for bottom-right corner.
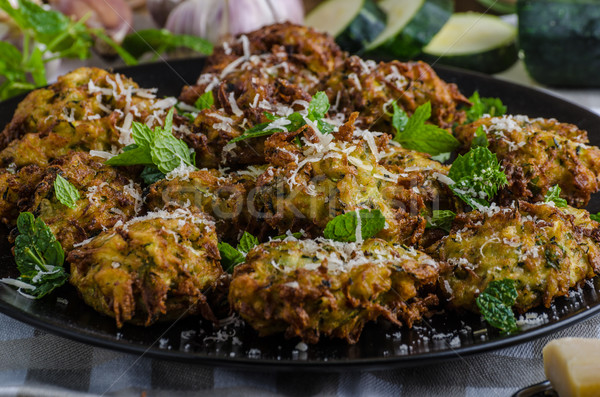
(0, 0), (598, 102)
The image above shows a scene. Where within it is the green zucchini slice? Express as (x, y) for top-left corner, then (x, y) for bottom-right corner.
(422, 12), (518, 74)
(518, 0), (600, 87)
(366, 0), (453, 60)
(305, 0), (386, 54)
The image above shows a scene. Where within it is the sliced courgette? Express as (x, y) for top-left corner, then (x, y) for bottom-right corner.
(518, 0), (600, 87)
(366, 0), (453, 60)
(422, 12), (518, 74)
(305, 0), (386, 54)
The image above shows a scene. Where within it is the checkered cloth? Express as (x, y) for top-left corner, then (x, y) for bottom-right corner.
(0, 312), (599, 396)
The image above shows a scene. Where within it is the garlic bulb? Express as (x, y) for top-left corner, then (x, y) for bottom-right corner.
(164, 0), (304, 44)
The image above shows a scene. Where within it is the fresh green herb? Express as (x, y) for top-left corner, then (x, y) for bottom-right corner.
(121, 29), (213, 60)
(425, 210), (456, 233)
(1, 212), (68, 298)
(106, 108), (196, 175)
(140, 166), (164, 185)
(194, 91), (214, 111)
(229, 92), (333, 144)
(218, 232), (259, 273)
(238, 232), (259, 253)
(590, 212), (600, 222)
(476, 279), (518, 333)
(218, 242), (246, 273)
(465, 91), (507, 124)
(447, 146), (507, 209)
(53, 175), (80, 209)
(544, 185), (568, 208)
(307, 91), (330, 120)
(392, 101), (460, 156)
(0, 0), (213, 100)
(323, 209), (385, 242)
(391, 102), (409, 133)
(471, 126), (489, 148)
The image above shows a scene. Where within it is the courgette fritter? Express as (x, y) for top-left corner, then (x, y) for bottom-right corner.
(454, 115), (600, 207)
(8, 151), (142, 251)
(229, 237), (439, 343)
(428, 201), (600, 313)
(145, 168), (262, 242)
(251, 117), (453, 245)
(68, 208), (226, 327)
(321, 56), (470, 132)
(0, 67), (171, 168)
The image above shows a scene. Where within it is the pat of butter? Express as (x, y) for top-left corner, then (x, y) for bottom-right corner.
(543, 338), (600, 397)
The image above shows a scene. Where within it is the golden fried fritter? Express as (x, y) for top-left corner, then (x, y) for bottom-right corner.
(203, 22), (344, 81)
(68, 208), (226, 327)
(178, 23), (343, 168)
(0, 67), (168, 168)
(145, 168), (263, 242)
(321, 57), (469, 132)
(251, 118), (453, 245)
(0, 165), (44, 225)
(229, 237), (439, 343)
(454, 115), (600, 207)
(428, 201), (600, 313)
(21, 151), (142, 251)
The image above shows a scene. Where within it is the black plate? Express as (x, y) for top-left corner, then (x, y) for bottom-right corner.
(1, 58), (600, 371)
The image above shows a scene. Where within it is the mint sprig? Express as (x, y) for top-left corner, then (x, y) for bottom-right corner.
(106, 108), (197, 176)
(323, 209), (385, 242)
(392, 102), (460, 156)
(0, 0), (213, 100)
(425, 210), (456, 233)
(465, 91), (507, 124)
(476, 279), (518, 334)
(544, 185), (568, 208)
(447, 146), (507, 209)
(471, 126), (489, 148)
(229, 92), (334, 144)
(1, 212), (68, 299)
(194, 91), (214, 111)
(218, 231), (259, 273)
(54, 175), (80, 209)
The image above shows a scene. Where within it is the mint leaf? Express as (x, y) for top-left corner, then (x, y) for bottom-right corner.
(151, 132), (195, 173)
(54, 175), (80, 209)
(476, 279), (518, 333)
(323, 209), (385, 242)
(392, 102), (460, 156)
(106, 144), (153, 166)
(307, 91), (330, 121)
(544, 185), (568, 208)
(238, 232), (258, 254)
(140, 166), (165, 185)
(448, 146), (507, 209)
(218, 242), (246, 273)
(590, 212), (600, 222)
(465, 91), (507, 124)
(121, 29), (213, 60)
(107, 109), (196, 174)
(194, 91), (214, 110)
(229, 92), (332, 143)
(426, 210), (456, 232)
(4, 212), (68, 299)
(391, 102), (409, 133)
(471, 126), (489, 148)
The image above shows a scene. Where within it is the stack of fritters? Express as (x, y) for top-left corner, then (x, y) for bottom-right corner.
(1, 23), (599, 345)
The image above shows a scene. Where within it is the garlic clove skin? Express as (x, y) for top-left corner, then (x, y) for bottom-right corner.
(147, 0), (185, 27)
(165, 0), (304, 45)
